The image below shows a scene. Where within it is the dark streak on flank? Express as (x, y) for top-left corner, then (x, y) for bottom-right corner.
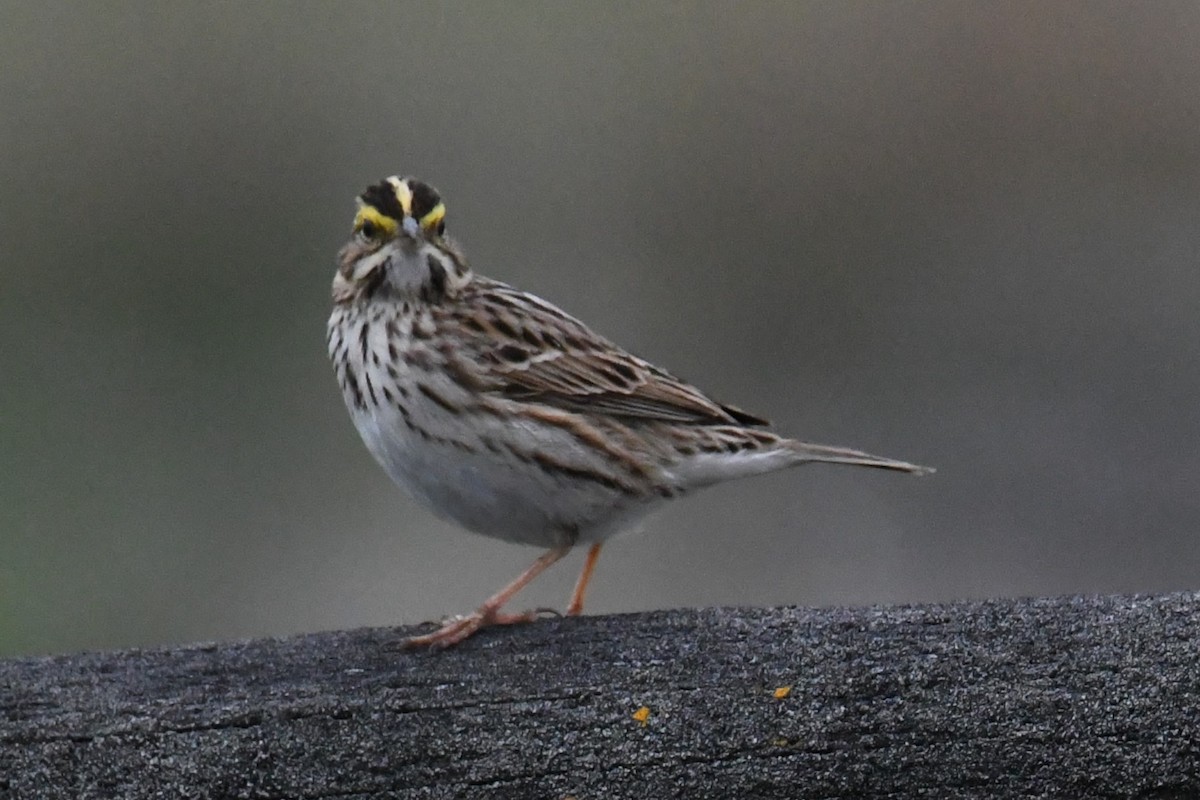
(346, 371), (365, 410)
(393, 398), (415, 429)
(527, 450), (633, 495)
(417, 382), (461, 414)
(358, 322), (370, 362)
(393, 398), (474, 452)
(403, 349), (434, 369)
(363, 370), (378, 407)
(510, 406), (657, 481)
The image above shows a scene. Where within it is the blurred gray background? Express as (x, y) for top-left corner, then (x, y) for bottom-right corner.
(3, 3), (1198, 657)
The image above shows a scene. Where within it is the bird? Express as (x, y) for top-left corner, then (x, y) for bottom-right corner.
(326, 175), (932, 648)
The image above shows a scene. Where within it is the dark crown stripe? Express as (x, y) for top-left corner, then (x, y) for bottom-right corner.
(360, 181), (406, 220)
(406, 178), (443, 221)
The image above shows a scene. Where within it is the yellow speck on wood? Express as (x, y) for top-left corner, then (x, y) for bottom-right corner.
(632, 705), (651, 726)
(773, 686), (792, 699)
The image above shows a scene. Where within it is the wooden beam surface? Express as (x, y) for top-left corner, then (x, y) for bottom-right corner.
(2, 593), (1198, 799)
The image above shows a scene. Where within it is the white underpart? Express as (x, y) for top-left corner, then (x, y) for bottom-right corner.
(330, 304), (665, 548)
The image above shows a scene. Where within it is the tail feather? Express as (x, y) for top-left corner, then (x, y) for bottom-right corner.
(785, 440), (935, 475)
(668, 430), (933, 489)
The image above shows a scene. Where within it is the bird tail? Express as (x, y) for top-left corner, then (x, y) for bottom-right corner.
(668, 431), (933, 488)
(785, 440), (934, 475)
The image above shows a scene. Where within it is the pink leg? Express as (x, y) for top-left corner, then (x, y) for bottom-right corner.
(566, 543), (603, 616)
(404, 545), (571, 648)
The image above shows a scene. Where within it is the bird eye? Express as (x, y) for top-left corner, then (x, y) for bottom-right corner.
(359, 220), (378, 239)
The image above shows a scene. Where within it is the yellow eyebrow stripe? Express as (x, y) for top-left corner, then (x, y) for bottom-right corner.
(419, 201), (446, 231)
(356, 177), (444, 235)
(353, 204), (399, 237)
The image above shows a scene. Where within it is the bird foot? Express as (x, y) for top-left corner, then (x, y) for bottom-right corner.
(402, 606), (560, 649)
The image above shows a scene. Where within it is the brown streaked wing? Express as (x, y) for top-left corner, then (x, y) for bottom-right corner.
(447, 280), (771, 427)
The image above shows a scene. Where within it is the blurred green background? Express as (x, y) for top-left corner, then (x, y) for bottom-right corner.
(3, 3), (1198, 657)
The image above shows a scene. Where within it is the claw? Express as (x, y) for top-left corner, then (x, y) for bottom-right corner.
(403, 614), (482, 649)
(402, 606), (548, 649)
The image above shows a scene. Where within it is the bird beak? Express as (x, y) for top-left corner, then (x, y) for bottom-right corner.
(402, 216), (420, 238)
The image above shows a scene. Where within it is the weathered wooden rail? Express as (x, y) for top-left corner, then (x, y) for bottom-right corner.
(2, 593), (1198, 798)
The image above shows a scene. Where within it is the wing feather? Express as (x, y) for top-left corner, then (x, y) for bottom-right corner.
(446, 280), (769, 426)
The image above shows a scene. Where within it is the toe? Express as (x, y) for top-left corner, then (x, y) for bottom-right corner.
(402, 614), (481, 649)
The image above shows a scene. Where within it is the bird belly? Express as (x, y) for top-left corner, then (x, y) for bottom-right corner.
(348, 396), (660, 547)
(330, 307), (667, 546)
